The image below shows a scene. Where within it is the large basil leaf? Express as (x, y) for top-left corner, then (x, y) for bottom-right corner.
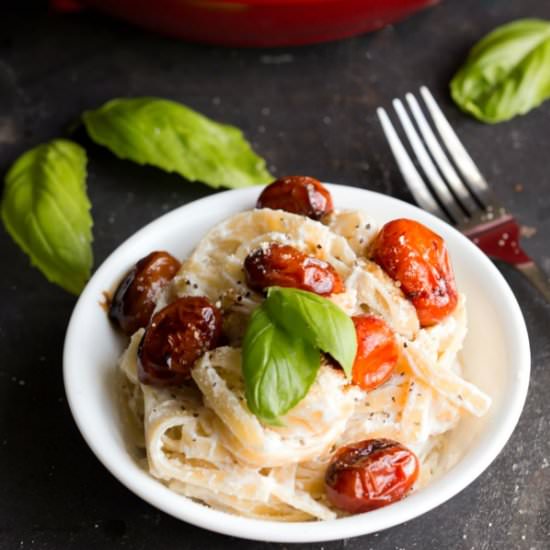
(242, 306), (320, 425)
(451, 19), (550, 123)
(242, 287), (357, 424)
(265, 287), (357, 377)
(1, 139), (92, 295)
(82, 97), (273, 188)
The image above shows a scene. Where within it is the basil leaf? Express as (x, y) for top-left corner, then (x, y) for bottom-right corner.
(265, 287), (357, 377)
(451, 19), (550, 123)
(82, 97), (273, 188)
(242, 306), (320, 425)
(1, 139), (92, 295)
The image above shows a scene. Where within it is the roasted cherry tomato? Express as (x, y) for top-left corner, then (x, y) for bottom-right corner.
(109, 251), (181, 335)
(370, 219), (458, 326)
(256, 176), (333, 220)
(244, 243), (344, 296)
(351, 315), (398, 391)
(325, 439), (419, 513)
(138, 296), (222, 386)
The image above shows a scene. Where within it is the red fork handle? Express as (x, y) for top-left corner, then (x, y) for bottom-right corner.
(464, 217), (550, 303)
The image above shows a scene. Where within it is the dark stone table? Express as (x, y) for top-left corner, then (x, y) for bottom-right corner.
(1, 1), (549, 548)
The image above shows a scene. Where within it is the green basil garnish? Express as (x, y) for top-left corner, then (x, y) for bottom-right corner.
(1, 139), (93, 295)
(242, 307), (320, 426)
(450, 19), (550, 123)
(265, 287), (357, 377)
(82, 97), (273, 189)
(242, 287), (357, 424)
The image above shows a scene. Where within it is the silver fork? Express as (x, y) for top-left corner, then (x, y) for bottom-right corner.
(377, 86), (550, 303)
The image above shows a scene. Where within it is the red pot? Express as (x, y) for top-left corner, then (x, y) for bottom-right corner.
(51, 0), (438, 47)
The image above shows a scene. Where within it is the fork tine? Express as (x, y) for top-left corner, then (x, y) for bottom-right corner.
(419, 87), (495, 207)
(392, 98), (466, 224)
(376, 107), (447, 220)
(405, 92), (479, 216)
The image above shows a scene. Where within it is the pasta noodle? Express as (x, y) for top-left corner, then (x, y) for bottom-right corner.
(345, 259), (420, 339)
(118, 207), (491, 521)
(324, 209), (379, 256)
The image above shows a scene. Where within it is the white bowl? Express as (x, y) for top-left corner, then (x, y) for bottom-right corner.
(63, 184), (530, 543)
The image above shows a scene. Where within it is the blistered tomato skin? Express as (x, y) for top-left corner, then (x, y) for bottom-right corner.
(109, 251), (181, 335)
(370, 219), (458, 326)
(244, 243), (344, 296)
(325, 439), (419, 514)
(351, 315), (399, 391)
(256, 176), (333, 220)
(138, 296), (222, 386)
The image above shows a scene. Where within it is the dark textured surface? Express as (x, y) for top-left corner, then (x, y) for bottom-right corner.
(1, 1), (550, 548)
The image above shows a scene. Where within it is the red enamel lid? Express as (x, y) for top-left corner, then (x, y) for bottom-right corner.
(51, 0), (438, 47)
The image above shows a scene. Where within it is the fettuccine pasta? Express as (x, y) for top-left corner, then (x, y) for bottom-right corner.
(116, 200), (490, 521)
